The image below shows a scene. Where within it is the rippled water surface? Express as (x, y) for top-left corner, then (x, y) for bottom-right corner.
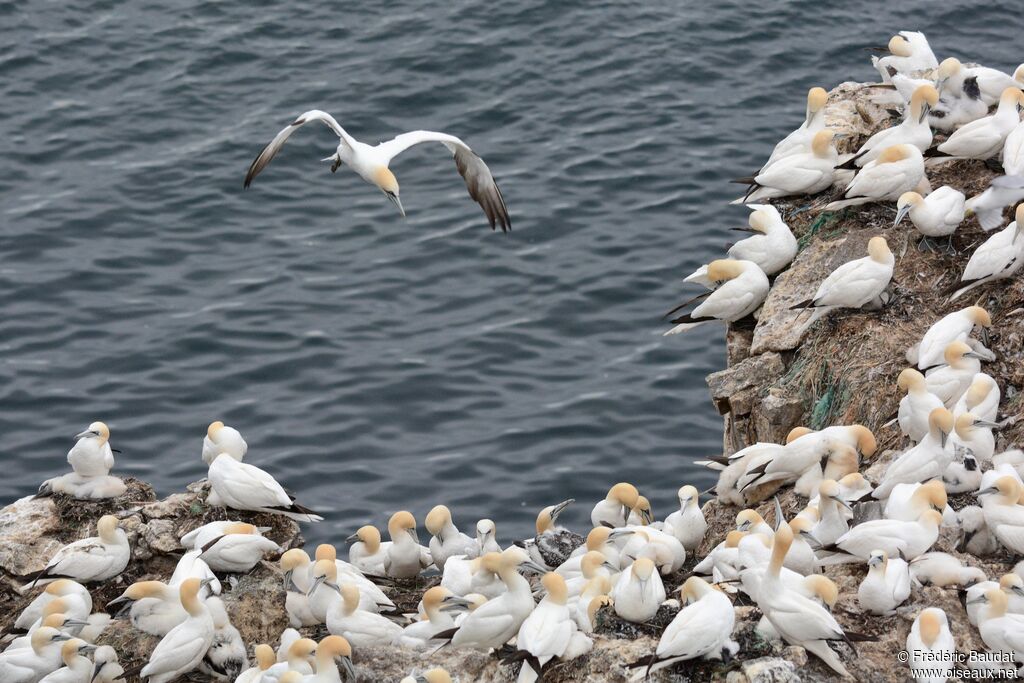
(1, 1), (1019, 543)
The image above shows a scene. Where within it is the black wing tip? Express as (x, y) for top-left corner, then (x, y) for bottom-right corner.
(790, 298), (816, 310)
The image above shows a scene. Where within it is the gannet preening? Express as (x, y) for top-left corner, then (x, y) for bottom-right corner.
(822, 510), (943, 562)
(932, 88), (1024, 160)
(882, 480), (948, 522)
(807, 480), (851, 548)
(278, 550), (318, 627)
(198, 597), (246, 681)
(663, 485), (706, 551)
(305, 635), (355, 683)
(236, 644), (275, 683)
(312, 544), (395, 614)
(347, 525), (388, 575)
(628, 577), (737, 680)
(871, 32), (938, 83)
(966, 175), (1024, 231)
(194, 522), (281, 573)
(739, 131), (837, 203)
(384, 511), (432, 578)
(202, 421), (247, 464)
(169, 550), (220, 598)
(912, 305), (991, 370)
(399, 587), (457, 649)
(516, 499), (584, 570)
(858, 550), (911, 615)
(894, 187), (965, 251)
(947, 205), (1024, 300)
(476, 519), (501, 555)
(207, 452), (322, 522)
(557, 528), (619, 579)
(25, 515), (129, 590)
(138, 579), (214, 683)
(760, 87), (829, 170)
(611, 557), (665, 623)
(909, 552), (986, 588)
(244, 110), (510, 231)
(907, 608), (955, 682)
(897, 369), (945, 442)
(265, 637), (317, 679)
(591, 483), (640, 528)
(425, 505), (477, 572)
(0, 627), (69, 683)
(106, 580), (189, 636)
(953, 412), (1000, 464)
(873, 409), (954, 500)
(790, 236), (893, 318)
(925, 342), (983, 407)
(90, 646), (124, 683)
(665, 259), (769, 335)
(326, 584), (402, 647)
(838, 85), (939, 169)
(979, 477), (1024, 554)
(515, 573), (591, 683)
(824, 145), (926, 212)
(973, 588), (1024, 666)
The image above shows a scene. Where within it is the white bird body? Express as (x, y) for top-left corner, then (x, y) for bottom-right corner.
(399, 592), (456, 649)
(139, 580), (215, 683)
(449, 550), (538, 650)
(198, 597), (246, 681)
(914, 306), (991, 370)
(515, 574), (580, 681)
(968, 64), (1024, 104)
(36, 473), (126, 500)
(760, 88), (829, 170)
(666, 259), (769, 335)
(207, 453), (322, 522)
(849, 85), (938, 167)
(925, 350), (981, 408)
(928, 58), (989, 132)
(425, 506), (478, 572)
(882, 480), (949, 524)
(937, 88), (1024, 159)
(897, 369), (945, 442)
(966, 175), (1024, 231)
(874, 412), (953, 500)
(245, 110), (510, 231)
(808, 485), (850, 548)
(663, 486), (706, 551)
(326, 586), (402, 648)
(0, 628), (67, 683)
(235, 645), (275, 683)
(611, 559), (665, 623)
(957, 504), (1000, 557)
(909, 552), (986, 588)
(980, 477), (1024, 554)
(347, 526), (389, 576)
(1002, 120), (1024, 176)
(66, 423), (114, 478)
(743, 131), (837, 203)
(858, 551), (911, 614)
(951, 216), (1024, 300)
(827, 511), (943, 561)
(895, 186), (965, 239)
(953, 373), (1000, 423)
(872, 31), (938, 83)
(108, 581), (188, 637)
(590, 483), (640, 529)
(976, 590), (1024, 665)
(799, 236), (894, 310)
(26, 516), (129, 590)
(169, 550), (220, 598)
(616, 527), (686, 575)
(197, 527), (281, 573)
(384, 522), (432, 579)
(692, 204), (796, 276)
(11, 581), (92, 635)
(907, 608), (956, 682)
(201, 422), (247, 465)
(826, 145), (925, 211)
(952, 413), (997, 464)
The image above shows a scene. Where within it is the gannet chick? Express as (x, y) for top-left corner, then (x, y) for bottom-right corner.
(245, 110), (510, 231)
(0, 627), (69, 683)
(742, 131), (837, 203)
(611, 558), (665, 623)
(425, 505), (477, 571)
(841, 85), (939, 169)
(139, 579), (215, 683)
(935, 88), (1024, 160)
(925, 343), (982, 407)
(928, 58), (989, 132)
(516, 573), (589, 683)
(948, 205), (1024, 300)
(945, 453), (982, 495)
(36, 472), (126, 501)
(591, 483), (640, 529)
(106, 580), (189, 636)
(791, 236), (893, 317)
(761, 87), (829, 169)
(663, 485), (706, 551)
(326, 584), (402, 647)
(90, 646), (124, 683)
(907, 608), (955, 682)
(823, 510), (943, 562)
(169, 550), (220, 597)
(66, 421), (114, 477)
(872, 32), (938, 83)
(206, 452), (322, 522)
(385, 511), (432, 578)
(953, 373), (1000, 423)
(910, 552), (986, 588)
(398, 587), (456, 649)
(10, 580), (91, 637)
(897, 369), (945, 442)
(973, 588), (1024, 665)
(858, 550), (911, 615)
(280, 549), (318, 627)
(400, 668), (451, 683)
(979, 476), (1024, 554)
(476, 519), (501, 554)
(894, 188), (965, 252)
(824, 145), (926, 211)
(665, 259), (769, 335)
(518, 499), (584, 569)
(236, 644), (275, 683)
(873, 409), (953, 500)
(957, 504), (1000, 556)
(196, 522), (281, 573)
(966, 175), (1024, 231)
(305, 635), (355, 683)
(441, 548), (542, 650)
(883, 480), (948, 523)
(912, 305), (992, 370)
(347, 525), (388, 575)
(25, 515), (129, 590)
(198, 597), (246, 681)
(202, 421), (247, 464)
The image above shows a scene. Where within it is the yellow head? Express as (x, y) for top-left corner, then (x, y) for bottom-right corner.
(811, 130), (834, 157)
(786, 426), (813, 443)
(354, 525), (381, 553)
(30, 627), (66, 655)
(97, 515), (120, 543)
(317, 634), (352, 660)
(587, 595), (612, 623)
(736, 509), (765, 532)
(867, 236), (891, 263)
(888, 35), (911, 57)
(388, 511), (416, 539)
(340, 584), (360, 611)
(608, 482), (640, 508)
(542, 572), (568, 604)
(999, 87), (1024, 108)
(897, 368), (926, 392)
(223, 522), (258, 536)
(373, 166), (399, 195)
(804, 574), (838, 608)
(425, 505), (453, 536)
(928, 407), (954, 438)
(938, 57), (962, 79)
(918, 608), (945, 647)
(207, 421), (224, 439)
(920, 479), (947, 510)
(630, 557), (656, 582)
(314, 544), (337, 563)
(965, 306), (991, 327)
(288, 637), (318, 661)
(943, 340), (972, 366)
(421, 669), (452, 683)
(849, 425), (877, 456)
(911, 84), (940, 109)
(281, 548), (311, 572)
(807, 87), (828, 112)
(254, 644), (276, 670)
(179, 578), (203, 616)
(896, 191), (923, 214)
(877, 145), (911, 164)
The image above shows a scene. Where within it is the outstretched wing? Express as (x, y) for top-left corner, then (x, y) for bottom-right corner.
(244, 110), (353, 188)
(378, 131), (511, 232)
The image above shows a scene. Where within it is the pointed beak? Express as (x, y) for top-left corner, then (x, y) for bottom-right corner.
(974, 420), (1001, 430)
(608, 529), (635, 541)
(831, 495), (852, 512)
(894, 204), (912, 226)
(407, 527), (420, 543)
(386, 192), (405, 217)
(940, 430), (949, 449)
(52, 633), (72, 642)
(106, 596), (133, 618)
(977, 486), (999, 497)
(78, 643), (98, 654)
(283, 570), (299, 594)
(551, 499), (574, 521)
(340, 656), (356, 681)
(64, 618), (90, 628)
(345, 532), (360, 544)
(74, 430), (96, 440)
(966, 595), (986, 605)
(307, 574), (326, 597)
(867, 555), (883, 567)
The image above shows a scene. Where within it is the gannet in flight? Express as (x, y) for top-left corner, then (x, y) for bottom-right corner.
(244, 110), (510, 231)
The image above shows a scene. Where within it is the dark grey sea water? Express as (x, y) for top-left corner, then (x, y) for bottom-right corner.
(1, 1), (1020, 544)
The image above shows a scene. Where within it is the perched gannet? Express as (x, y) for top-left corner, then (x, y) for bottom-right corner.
(807, 480), (851, 548)
(909, 552), (986, 588)
(952, 412), (1000, 464)
(611, 558), (665, 623)
(823, 510), (943, 562)
(36, 472), (126, 500)
(858, 550), (911, 615)
(616, 526), (686, 575)
(244, 110), (510, 231)
(305, 635), (355, 683)
(934, 88), (1024, 160)
(563, 551), (614, 600)
(626, 495), (654, 526)
(841, 85), (939, 168)
(384, 511), (432, 578)
(706, 441), (788, 506)
(198, 597), (246, 681)
(897, 369), (945, 442)
(663, 485), (706, 551)
(760, 87), (829, 169)
(66, 422), (114, 477)
(280, 549), (318, 627)
(907, 608), (955, 682)
(202, 421), (247, 464)
(979, 476), (1024, 554)
(169, 550), (220, 597)
(90, 646), (124, 683)
(740, 426), (874, 493)
(25, 515), (129, 590)
(195, 522), (281, 573)
(824, 145), (925, 212)
(590, 483), (640, 529)
(517, 499), (584, 570)
(315, 542), (398, 612)
(757, 523), (866, 676)
(974, 588), (1024, 665)
(873, 409), (953, 500)
(306, 559), (385, 619)
(236, 644), (276, 683)
(966, 175), (1024, 231)
(558, 528), (620, 580)
(883, 480), (948, 523)
(399, 587), (456, 649)
(265, 637), (317, 679)
(139, 579), (215, 683)
(1001, 119), (1024, 177)
(4, 612), (80, 652)
(791, 236), (893, 316)
(516, 573), (590, 683)
(476, 519), (501, 554)
(106, 580), (189, 636)
(741, 131), (837, 203)
(179, 520), (269, 550)
(425, 505), (477, 571)
(10, 580), (92, 636)
(957, 504), (1000, 556)
(894, 187), (965, 251)
(0, 627), (69, 683)
(665, 259), (769, 335)
(442, 548), (542, 650)
(953, 373), (1000, 423)
(913, 305), (991, 370)
(400, 669), (451, 683)
(871, 32), (938, 83)
(327, 584), (402, 648)
(925, 343), (982, 407)
(686, 205), (797, 277)
(347, 525), (388, 575)
(207, 452), (322, 522)
(693, 530), (745, 585)
(948, 206), (1024, 300)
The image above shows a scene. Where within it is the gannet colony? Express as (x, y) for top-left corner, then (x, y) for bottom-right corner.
(2, 29), (1024, 683)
